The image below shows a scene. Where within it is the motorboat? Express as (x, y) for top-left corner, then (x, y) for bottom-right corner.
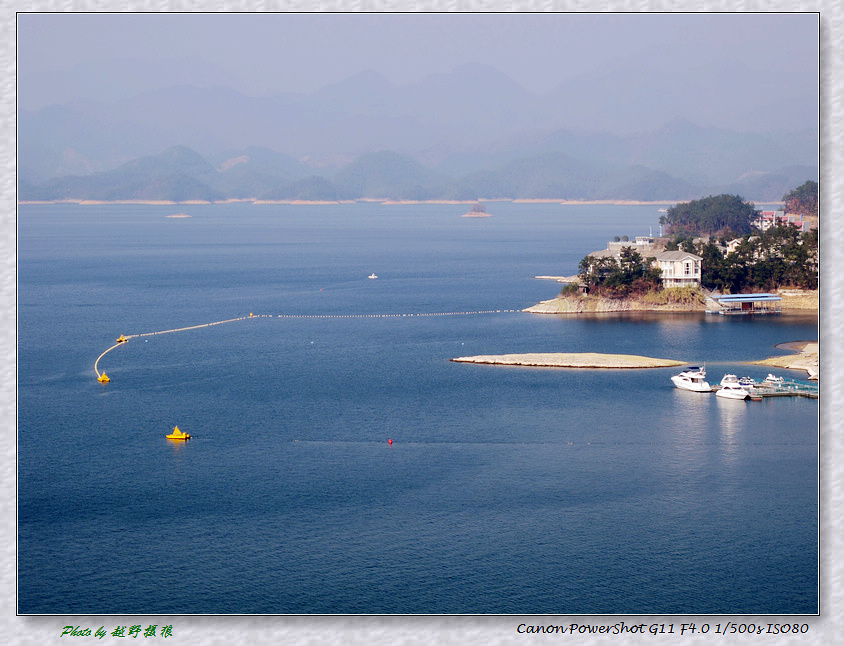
(737, 376), (757, 389)
(671, 366), (711, 392)
(764, 373), (784, 385)
(716, 378), (749, 400)
(368, 273), (378, 279)
(166, 426), (190, 440)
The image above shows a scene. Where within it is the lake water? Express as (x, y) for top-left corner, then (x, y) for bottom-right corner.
(17, 202), (818, 615)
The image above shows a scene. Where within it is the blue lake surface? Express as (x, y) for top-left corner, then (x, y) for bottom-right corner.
(17, 202), (818, 614)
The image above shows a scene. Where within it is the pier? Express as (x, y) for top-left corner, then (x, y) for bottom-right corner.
(712, 379), (818, 399)
(707, 293), (782, 315)
(752, 379), (818, 399)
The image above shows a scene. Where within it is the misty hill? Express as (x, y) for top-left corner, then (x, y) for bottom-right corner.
(18, 143), (817, 203)
(18, 62), (817, 192)
(433, 119), (816, 189)
(540, 44), (818, 135)
(332, 151), (450, 200)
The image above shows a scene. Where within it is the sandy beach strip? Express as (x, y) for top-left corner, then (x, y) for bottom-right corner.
(451, 352), (686, 368)
(751, 341), (818, 378)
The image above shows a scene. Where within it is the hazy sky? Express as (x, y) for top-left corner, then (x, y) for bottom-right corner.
(17, 12), (818, 105)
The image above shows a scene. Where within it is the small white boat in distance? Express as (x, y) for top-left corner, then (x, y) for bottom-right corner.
(368, 273), (378, 279)
(764, 373), (784, 384)
(671, 366), (711, 392)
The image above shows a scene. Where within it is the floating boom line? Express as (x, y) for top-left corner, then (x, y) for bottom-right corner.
(94, 310), (517, 381)
(94, 314), (262, 382)
(124, 315), (261, 339)
(94, 342), (125, 382)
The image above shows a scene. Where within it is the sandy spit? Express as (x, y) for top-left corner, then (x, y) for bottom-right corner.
(451, 352), (686, 369)
(751, 341), (819, 379)
(535, 275), (580, 283)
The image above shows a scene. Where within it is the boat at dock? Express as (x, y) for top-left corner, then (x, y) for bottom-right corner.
(716, 376), (749, 400)
(738, 377), (757, 390)
(754, 377), (818, 399)
(671, 366), (711, 392)
(720, 374), (757, 391)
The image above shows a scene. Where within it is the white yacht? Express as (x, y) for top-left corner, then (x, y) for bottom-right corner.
(737, 376), (757, 390)
(368, 273), (378, 279)
(671, 366), (711, 392)
(716, 375), (749, 400)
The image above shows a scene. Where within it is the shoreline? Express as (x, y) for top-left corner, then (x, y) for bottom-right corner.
(751, 341), (819, 379)
(20, 198), (786, 207)
(523, 295), (707, 314)
(16, 198), (673, 206)
(525, 290), (818, 314)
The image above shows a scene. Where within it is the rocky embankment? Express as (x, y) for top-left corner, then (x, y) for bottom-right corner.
(524, 288), (818, 314)
(775, 290), (819, 310)
(524, 295), (706, 314)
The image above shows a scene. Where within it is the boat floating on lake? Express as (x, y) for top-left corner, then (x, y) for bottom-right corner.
(166, 426), (190, 440)
(671, 366), (711, 392)
(368, 273), (378, 279)
(716, 375), (750, 400)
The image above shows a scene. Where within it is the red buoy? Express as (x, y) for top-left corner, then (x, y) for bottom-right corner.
(388, 438), (393, 445)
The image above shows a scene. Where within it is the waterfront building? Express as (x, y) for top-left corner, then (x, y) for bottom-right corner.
(653, 251), (702, 288)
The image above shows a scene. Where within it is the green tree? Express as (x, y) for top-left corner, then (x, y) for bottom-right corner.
(660, 194), (758, 238)
(782, 180), (818, 218)
(695, 224), (818, 292)
(695, 240), (728, 291)
(578, 248), (662, 298)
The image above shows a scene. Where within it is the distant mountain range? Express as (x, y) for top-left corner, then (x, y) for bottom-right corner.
(18, 63), (818, 202)
(18, 142), (816, 204)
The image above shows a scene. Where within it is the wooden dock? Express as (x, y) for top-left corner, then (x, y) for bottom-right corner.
(712, 379), (818, 399)
(754, 380), (818, 399)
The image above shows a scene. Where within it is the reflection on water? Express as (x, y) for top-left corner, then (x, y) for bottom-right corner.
(715, 394), (748, 465)
(669, 387), (712, 445)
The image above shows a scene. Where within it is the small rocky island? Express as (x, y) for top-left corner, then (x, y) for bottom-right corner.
(462, 202), (491, 217)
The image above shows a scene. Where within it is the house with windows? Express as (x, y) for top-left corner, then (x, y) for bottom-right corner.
(653, 251), (702, 288)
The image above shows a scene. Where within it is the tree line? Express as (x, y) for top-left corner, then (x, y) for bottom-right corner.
(674, 225), (818, 292)
(575, 182), (818, 297)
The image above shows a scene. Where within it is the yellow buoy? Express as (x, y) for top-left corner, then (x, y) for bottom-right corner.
(166, 426), (190, 440)
(97, 373), (110, 383)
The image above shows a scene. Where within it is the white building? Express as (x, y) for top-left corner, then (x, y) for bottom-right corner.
(752, 210), (809, 232)
(654, 251), (702, 288)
